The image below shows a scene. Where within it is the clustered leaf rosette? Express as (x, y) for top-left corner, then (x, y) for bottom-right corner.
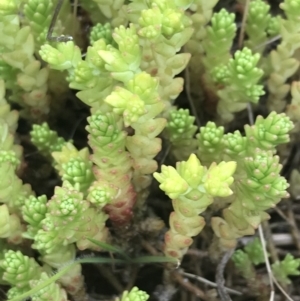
(228, 49), (264, 102)
(61, 157), (95, 193)
(272, 254), (300, 285)
(38, 2), (192, 226)
(71, 40), (115, 105)
(197, 121), (224, 165)
(32, 182), (109, 253)
(165, 108), (197, 160)
(86, 111), (136, 225)
(242, 150), (288, 200)
(0, 250), (69, 301)
(204, 161), (237, 197)
(87, 180), (118, 209)
(0, 250), (42, 290)
(196, 112), (294, 248)
(0, 8), (51, 119)
(0, 81), (34, 244)
(114, 73), (165, 159)
(154, 154), (236, 260)
(52, 143), (95, 195)
(233, 238), (300, 285)
(244, 238), (266, 265)
(197, 112), (294, 165)
(117, 287), (149, 301)
(30, 122), (68, 157)
(39, 25), (141, 108)
(39, 40), (102, 110)
(22, 194), (47, 239)
(222, 131), (247, 159)
(231, 250), (256, 280)
(89, 0), (192, 211)
(104, 72), (156, 127)
(266, 15), (281, 37)
(39, 41), (82, 73)
(23, 0), (54, 50)
(90, 23), (116, 46)
(197, 112), (293, 248)
(215, 47), (265, 122)
(245, 0), (271, 52)
(99, 25), (142, 83)
(266, 0), (300, 112)
(202, 8), (237, 70)
(40, 244), (86, 301)
(126, 0), (193, 106)
(5, 287), (28, 300)
(137, 0), (189, 39)
(24, 0), (77, 50)
(244, 111), (294, 151)
(30, 272), (69, 301)
(77, 49), (112, 100)
(106, 72), (166, 208)
(39, 244), (87, 299)
(232, 238), (266, 280)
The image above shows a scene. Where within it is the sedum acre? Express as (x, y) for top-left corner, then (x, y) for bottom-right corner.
(0, 1), (299, 300)
(233, 238), (300, 286)
(154, 154), (236, 260)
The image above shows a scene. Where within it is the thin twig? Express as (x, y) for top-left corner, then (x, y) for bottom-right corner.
(172, 271), (208, 300)
(260, 224), (296, 300)
(125, 266), (139, 291)
(216, 249), (235, 301)
(72, 0), (78, 38)
(94, 264), (124, 293)
(184, 65), (201, 127)
(271, 276), (294, 301)
(286, 200), (300, 252)
(68, 115), (86, 140)
(186, 249), (208, 258)
(254, 35), (281, 51)
(273, 206), (293, 226)
(238, 0), (250, 49)
(262, 221), (279, 262)
(47, 0), (73, 42)
(181, 272), (242, 296)
(158, 143), (171, 167)
(258, 225), (275, 301)
(246, 103), (254, 125)
(141, 239), (159, 255)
